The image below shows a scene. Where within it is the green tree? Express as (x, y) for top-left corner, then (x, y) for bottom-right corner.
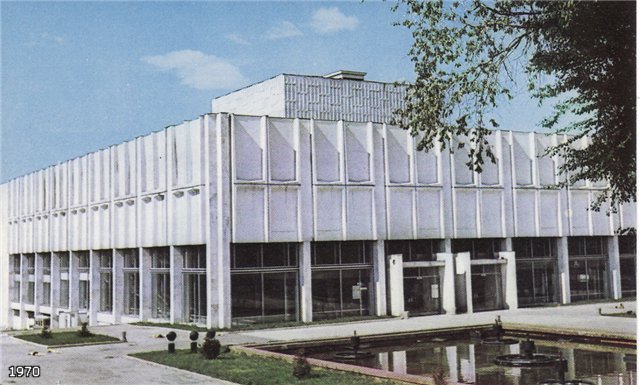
(392, 0), (635, 213)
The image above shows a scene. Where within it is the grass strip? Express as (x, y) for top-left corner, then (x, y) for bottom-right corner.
(131, 349), (404, 385)
(15, 330), (120, 347)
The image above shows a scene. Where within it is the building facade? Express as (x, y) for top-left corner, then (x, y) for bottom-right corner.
(0, 71), (636, 330)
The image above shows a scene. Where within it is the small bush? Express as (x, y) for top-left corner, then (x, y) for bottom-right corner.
(292, 349), (311, 380)
(201, 337), (221, 359)
(77, 322), (93, 338)
(39, 327), (52, 339)
(432, 367), (447, 385)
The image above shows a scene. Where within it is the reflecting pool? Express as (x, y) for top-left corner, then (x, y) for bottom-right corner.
(309, 338), (636, 385)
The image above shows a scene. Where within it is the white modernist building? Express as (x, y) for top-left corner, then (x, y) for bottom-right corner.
(0, 71), (636, 330)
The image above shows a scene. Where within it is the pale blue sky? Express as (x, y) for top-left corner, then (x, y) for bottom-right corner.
(1, 1), (546, 182)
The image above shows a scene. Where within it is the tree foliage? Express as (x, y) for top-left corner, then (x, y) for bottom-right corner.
(392, 0), (635, 212)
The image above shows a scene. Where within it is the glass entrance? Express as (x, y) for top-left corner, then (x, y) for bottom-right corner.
(403, 267), (441, 315)
(569, 258), (607, 301)
(516, 260), (557, 306)
(471, 264), (504, 311)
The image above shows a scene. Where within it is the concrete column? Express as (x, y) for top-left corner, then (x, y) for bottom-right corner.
(50, 252), (60, 325)
(19, 254), (27, 328)
(499, 251), (518, 310)
(69, 252), (79, 325)
(373, 240), (387, 316)
(206, 113), (232, 329)
(557, 237), (571, 304)
(456, 252), (473, 313)
(392, 350), (407, 375)
(35, 253), (43, 311)
(89, 250), (99, 325)
(300, 242), (313, 322)
(563, 348), (576, 380)
(113, 249), (123, 323)
(436, 252), (456, 314)
(446, 346), (458, 382)
(170, 246), (182, 323)
(443, 238), (452, 253)
(140, 247), (152, 320)
(607, 236), (622, 299)
(387, 254), (404, 316)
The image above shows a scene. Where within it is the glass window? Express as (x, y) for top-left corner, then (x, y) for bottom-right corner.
(403, 266), (442, 315)
(58, 253), (69, 271)
(182, 245), (206, 269)
(385, 240), (440, 262)
(569, 237), (607, 257)
(471, 264), (504, 311)
(25, 254), (35, 274)
(453, 239), (503, 259)
(180, 245), (207, 324)
(569, 258), (607, 301)
(183, 273), (207, 324)
(312, 241), (372, 266)
(25, 281), (35, 304)
(76, 251), (90, 269)
(231, 271), (298, 324)
(97, 251), (113, 312)
(12, 254), (20, 274)
(147, 247), (170, 319)
(312, 242), (338, 265)
(41, 254), (51, 275)
(513, 238), (556, 259)
(59, 280), (69, 308)
(151, 273), (170, 319)
(148, 247), (170, 269)
(119, 249), (139, 316)
(619, 235), (636, 256)
(312, 268), (371, 320)
(41, 282), (51, 306)
(232, 244), (262, 268)
(230, 243), (300, 325)
(79, 280), (89, 309)
(58, 252), (70, 308)
(232, 243), (298, 269)
(620, 257), (636, 298)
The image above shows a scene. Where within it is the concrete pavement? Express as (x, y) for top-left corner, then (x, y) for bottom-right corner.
(1, 301), (636, 385)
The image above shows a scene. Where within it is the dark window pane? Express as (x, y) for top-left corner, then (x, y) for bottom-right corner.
(568, 238), (584, 256)
(513, 239), (531, 259)
(386, 241), (410, 258)
(182, 245), (206, 269)
(313, 242), (338, 265)
(452, 239), (473, 254)
(232, 244), (261, 268)
(341, 241), (364, 264)
(231, 273), (262, 318)
(586, 238), (604, 255)
(619, 235), (636, 255)
(263, 243), (288, 267)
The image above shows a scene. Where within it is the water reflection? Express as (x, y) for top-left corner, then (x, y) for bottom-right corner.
(313, 339), (636, 385)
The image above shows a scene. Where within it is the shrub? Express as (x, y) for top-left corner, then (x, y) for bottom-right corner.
(292, 349), (311, 380)
(201, 337), (221, 359)
(77, 322), (92, 338)
(432, 367), (447, 385)
(39, 327), (52, 339)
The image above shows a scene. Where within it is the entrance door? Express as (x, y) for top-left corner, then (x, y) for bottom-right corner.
(569, 258), (607, 301)
(517, 260), (557, 306)
(471, 264), (504, 311)
(403, 267), (441, 315)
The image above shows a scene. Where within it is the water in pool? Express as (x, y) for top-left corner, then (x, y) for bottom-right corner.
(311, 338), (636, 385)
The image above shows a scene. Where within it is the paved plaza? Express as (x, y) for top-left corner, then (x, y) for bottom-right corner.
(1, 301), (636, 385)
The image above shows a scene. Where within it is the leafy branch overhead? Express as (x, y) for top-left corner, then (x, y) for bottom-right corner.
(392, 0), (635, 211)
